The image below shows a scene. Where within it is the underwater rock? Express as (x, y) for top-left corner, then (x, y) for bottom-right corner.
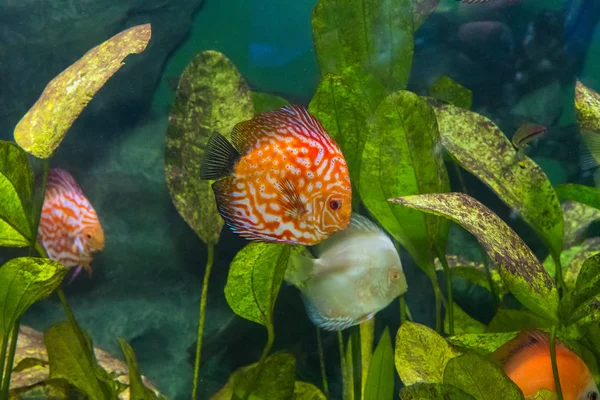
(9, 325), (162, 399)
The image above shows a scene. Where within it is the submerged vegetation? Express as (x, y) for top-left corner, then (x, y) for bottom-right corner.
(2, 0), (600, 400)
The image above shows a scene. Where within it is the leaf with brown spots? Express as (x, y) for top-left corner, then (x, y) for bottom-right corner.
(164, 51), (253, 245)
(14, 24), (151, 159)
(428, 99), (564, 259)
(561, 200), (600, 248)
(389, 193), (559, 321)
(428, 76), (472, 110)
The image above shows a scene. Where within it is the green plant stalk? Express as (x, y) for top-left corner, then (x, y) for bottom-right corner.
(350, 327), (361, 400)
(428, 269), (443, 333)
(0, 332), (8, 394)
(550, 326), (564, 400)
(550, 250), (567, 295)
(338, 331), (348, 399)
(242, 322), (275, 400)
(437, 251), (454, 335)
(191, 244), (215, 400)
(316, 327), (329, 397)
(0, 321), (19, 397)
(399, 295), (406, 325)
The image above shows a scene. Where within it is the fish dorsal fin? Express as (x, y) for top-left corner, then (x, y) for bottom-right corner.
(274, 178), (307, 219)
(492, 330), (569, 367)
(316, 213), (386, 255)
(47, 168), (83, 196)
(230, 104), (334, 155)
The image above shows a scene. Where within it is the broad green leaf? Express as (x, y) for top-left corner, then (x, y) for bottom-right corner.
(360, 318), (375, 397)
(487, 309), (552, 333)
(294, 381), (327, 399)
(338, 66), (388, 112)
(389, 193), (559, 321)
(395, 322), (461, 385)
(312, 0), (414, 91)
(443, 353), (524, 400)
(429, 100), (564, 258)
(446, 332), (517, 355)
(428, 76), (472, 110)
(364, 327), (393, 400)
(0, 141), (33, 247)
(531, 389), (558, 400)
(575, 80), (600, 133)
(212, 353), (296, 400)
(413, 0), (440, 30)
(560, 253), (600, 325)
(44, 321), (116, 400)
(0, 258), (67, 336)
(400, 383), (475, 400)
(165, 50), (253, 245)
(344, 332), (356, 400)
(562, 200), (600, 248)
(555, 184), (600, 211)
(224, 243), (290, 326)
(252, 91), (289, 114)
(118, 338), (157, 400)
(360, 91), (449, 274)
(14, 25), (151, 158)
(309, 73), (372, 194)
(544, 238), (600, 288)
(444, 303), (486, 335)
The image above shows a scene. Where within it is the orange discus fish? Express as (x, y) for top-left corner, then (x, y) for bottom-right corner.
(200, 105), (352, 245)
(493, 330), (599, 400)
(38, 168), (105, 283)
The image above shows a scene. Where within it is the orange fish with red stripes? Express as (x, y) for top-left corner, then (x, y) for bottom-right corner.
(492, 330), (599, 400)
(38, 168), (105, 283)
(200, 105), (352, 245)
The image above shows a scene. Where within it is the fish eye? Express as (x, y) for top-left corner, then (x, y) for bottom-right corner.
(329, 199), (341, 211)
(86, 233), (92, 239)
(588, 392), (599, 400)
(390, 271), (400, 280)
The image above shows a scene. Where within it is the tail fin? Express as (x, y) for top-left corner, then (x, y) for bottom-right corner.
(285, 253), (316, 289)
(200, 132), (241, 180)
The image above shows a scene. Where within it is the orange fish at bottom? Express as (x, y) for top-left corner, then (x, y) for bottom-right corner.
(38, 168), (105, 283)
(493, 330), (599, 400)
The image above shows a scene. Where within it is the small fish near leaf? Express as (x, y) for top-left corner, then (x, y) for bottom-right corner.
(224, 243), (290, 326)
(399, 383), (476, 400)
(511, 123), (547, 161)
(446, 332), (518, 355)
(252, 91), (290, 115)
(360, 91), (449, 275)
(443, 353), (524, 400)
(44, 321), (117, 400)
(0, 258), (68, 336)
(211, 352), (296, 400)
(0, 141), (34, 247)
(165, 50), (253, 246)
(395, 322), (461, 386)
(364, 327), (394, 400)
(555, 184), (600, 212)
(389, 193), (559, 322)
(117, 338), (158, 400)
(428, 99), (564, 260)
(312, 0), (414, 92)
(293, 381), (327, 400)
(428, 76), (472, 110)
(560, 253), (600, 326)
(14, 24), (151, 159)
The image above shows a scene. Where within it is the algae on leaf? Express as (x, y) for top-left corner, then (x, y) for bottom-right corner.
(446, 332), (518, 355)
(400, 383), (475, 400)
(312, 0), (414, 92)
(293, 382), (327, 400)
(443, 353), (524, 400)
(555, 184), (600, 213)
(14, 24), (151, 159)
(0, 141), (34, 247)
(389, 193), (559, 321)
(0, 258), (67, 336)
(360, 91), (449, 274)
(252, 91), (290, 114)
(561, 200), (600, 248)
(486, 309), (553, 333)
(560, 253), (600, 325)
(429, 100), (564, 259)
(118, 338), (158, 400)
(364, 328), (393, 400)
(165, 50), (253, 246)
(428, 76), (472, 110)
(575, 80), (600, 133)
(224, 243), (290, 326)
(395, 322), (461, 386)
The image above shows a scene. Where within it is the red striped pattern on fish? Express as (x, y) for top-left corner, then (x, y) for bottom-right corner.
(38, 168), (104, 279)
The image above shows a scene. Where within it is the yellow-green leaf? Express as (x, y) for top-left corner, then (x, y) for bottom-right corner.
(360, 318), (375, 398)
(395, 322), (461, 386)
(389, 193), (559, 321)
(560, 253), (600, 325)
(446, 332), (517, 355)
(429, 100), (564, 258)
(252, 91), (289, 114)
(444, 303), (486, 335)
(400, 383), (475, 400)
(0, 258), (67, 336)
(555, 184), (600, 213)
(294, 381), (327, 399)
(360, 91), (449, 274)
(224, 243), (290, 326)
(531, 389), (558, 400)
(543, 238), (600, 289)
(165, 50), (253, 245)
(0, 141), (33, 247)
(443, 353), (524, 400)
(428, 76), (472, 110)
(118, 338), (158, 400)
(486, 309), (553, 333)
(562, 200), (600, 248)
(575, 80), (600, 133)
(14, 24), (151, 158)
(312, 0), (414, 91)
(364, 327), (393, 400)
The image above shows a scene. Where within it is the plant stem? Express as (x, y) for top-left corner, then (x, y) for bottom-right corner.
(56, 288), (94, 362)
(0, 333), (8, 393)
(316, 328), (329, 397)
(0, 320), (19, 398)
(242, 322), (275, 400)
(550, 326), (564, 400)
(429, 271), (443, 333)
(399, 295), (406, 325)
(437, 251), (454, 335)
(191, 245), (214, 400)
(550, 250), (567, 296)
(338, 331), (348, 400)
